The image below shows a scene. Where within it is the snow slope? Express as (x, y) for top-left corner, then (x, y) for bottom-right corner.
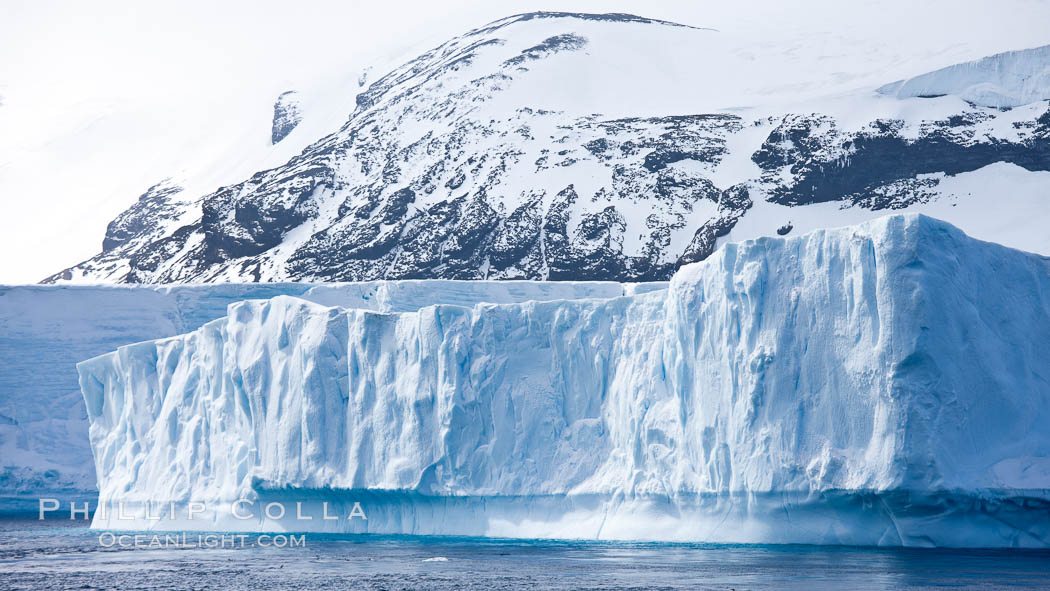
(0, 280), (647, 509)
(79, 215), (1050, 546)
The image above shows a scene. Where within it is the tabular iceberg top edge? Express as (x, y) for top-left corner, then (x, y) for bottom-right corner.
(0, 279), (666, 290)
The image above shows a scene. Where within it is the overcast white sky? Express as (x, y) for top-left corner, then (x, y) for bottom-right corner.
(2, 0), (1049, 283)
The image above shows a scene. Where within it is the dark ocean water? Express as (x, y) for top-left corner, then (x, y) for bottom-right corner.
(1, 516), (1049, 590)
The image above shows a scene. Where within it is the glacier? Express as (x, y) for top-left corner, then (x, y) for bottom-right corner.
(78, 214), (1050, 547)
(0, 280), (646, 509)
(878, 44), (1050, 107)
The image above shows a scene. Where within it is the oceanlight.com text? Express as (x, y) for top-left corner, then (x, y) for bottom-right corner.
(97, 532), (306, 549)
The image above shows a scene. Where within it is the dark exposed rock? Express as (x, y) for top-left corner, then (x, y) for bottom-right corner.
(504, 34), (587, 68)
(101, 180), (184, 252)
(271, 91), (302, 144)
(753, 112), (1050, 209)
(678, 184), (752, 265)
(471, 11), (705, 36)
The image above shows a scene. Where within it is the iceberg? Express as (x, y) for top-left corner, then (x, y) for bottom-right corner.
(79, 215), (1050, 547)
(0, 280), (643, 508)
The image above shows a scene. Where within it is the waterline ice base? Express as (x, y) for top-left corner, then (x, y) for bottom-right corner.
(88, 490), (1050, 548)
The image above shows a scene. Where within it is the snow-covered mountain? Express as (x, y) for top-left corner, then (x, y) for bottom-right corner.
(45, 12), (1050, 284)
